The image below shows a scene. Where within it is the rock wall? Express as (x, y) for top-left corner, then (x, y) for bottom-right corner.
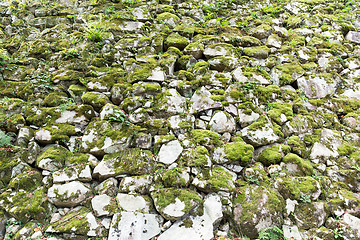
(1, 0), (360, 239)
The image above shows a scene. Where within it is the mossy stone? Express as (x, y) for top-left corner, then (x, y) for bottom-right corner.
(243, 46), (271, 59)
(282, 153), (314, 176)
(151, 188), (203, 221)
(224, 141), (254, 166)
(257, 144), (290, 166)
(165, 32), (189, 50)
(81, 92), (110, 112)
(190, 129), (223, 149)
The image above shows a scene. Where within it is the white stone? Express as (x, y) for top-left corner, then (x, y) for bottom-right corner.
(116, 193), (150, 213)
(160, 89), (187, 114)
(108, 212), (162, 240)
(297, 74), (341, 99)
(209, 111), (236, 134)
(157, 194), (222, 240)
(283, 225), (302, 240)
(147, 67), (166, 82)
(238, 109), (260, 128)
(189, 87), (222, 114)
(240, 122), (280, 147)
(162, 198), (186, 219)
(93, 159), (116, 179)
(345, 31), (360, 44)
(91, 194), (112, 217)
(34, 129), (52, 142)
(157, 140), (183, 165)
(47, 181), (91, 207)
(342, 213), (360, 238)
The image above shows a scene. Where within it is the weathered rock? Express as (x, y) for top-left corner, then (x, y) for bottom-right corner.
(155, 89), (187, 114)
(189, 87), (222, 114)
(47, 181), (91, 207)
(345, 31), (360, 44)
(151, 188), (202, 221)
(297, 73), (342, 99)
(233, 186), (285, 239)
(208, 111), (236, 134)
(46, 207), (105, 237)
(80, 120), (133, 156)
(93, 148), (154, 180)
(91, 194), (118, 217)
(292, 202), (328, 230)
(53, 164), (92, 183)
(116, 193), (152, 213)
(157, 194), (222, 240)
(108, 212), (162, 240)
(157, 140), (183, 165)
(240, 117), (282, 147)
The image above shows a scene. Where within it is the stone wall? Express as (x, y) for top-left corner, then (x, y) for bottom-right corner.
(1, 0), (360, 239)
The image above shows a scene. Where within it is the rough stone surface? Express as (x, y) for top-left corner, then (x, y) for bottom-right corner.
(108, 212), (162, 240)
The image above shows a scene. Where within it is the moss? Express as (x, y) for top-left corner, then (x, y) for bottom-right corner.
(7, 170), (42, 191)
(274, 63), (305, 86)
(108, 148), (154, 175)
(81, 120), (134, 154)
(0, 113), (26, 132)
(258, 145), (290, 166)
(0, 187), (49, 223)
(337, 143), (354, 156)
(224, 141), (254, 166)
(24, 106), (61, 127)
(36, 145), (72, 168)
(243, 66), (270, 80)
(45, 207), (91, 235)
(283, 153), (314, 175)
(277, 176), (319, 200)
(181, 146), (210, 167)
(165, 33), (189, 50)
(238, 36), (262, 47)
(303, 131), (321, 146)
(184, 41), (204, 52)
(35, 124), (78, 143)
(176, 55), (192, 70)
(243, 46), (270, 59)
(43, 92), (68, 107)
(190, 129), (223, 149)
(233, 185), (284, 238)
(180, 218), (193, 228)
(0, 153), (19, 189)
(198, 166), (235, 192)
(151, 188), (203, 219)
(161, 167), (188, 188)
(254, 85), (282, 103)
(81, 92), (110, 111)
(267, 102), (293, 125)
(156, 12), (180, 27)
(286, 136), (306, 155)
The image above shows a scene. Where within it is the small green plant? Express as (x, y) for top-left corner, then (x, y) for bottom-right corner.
(0, 52), (10, 67)
(109, 109), (131, 125)
(265, 102), (276, 112)
(331, 227), (344, 239)
(25, 72), (54, 94)
(238, 20), (250, 32)
(85, 18), (104, 42)
(245, 174), (259, 185)
(351, 165), (360, 172)
(258, 226), (284, 240)
(59, 98), (76, 112)
(297, 89), (308, 102)
(59, 48), (80, 60)
(0, 130), (13, 148)
(299, 193), (311, 203)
